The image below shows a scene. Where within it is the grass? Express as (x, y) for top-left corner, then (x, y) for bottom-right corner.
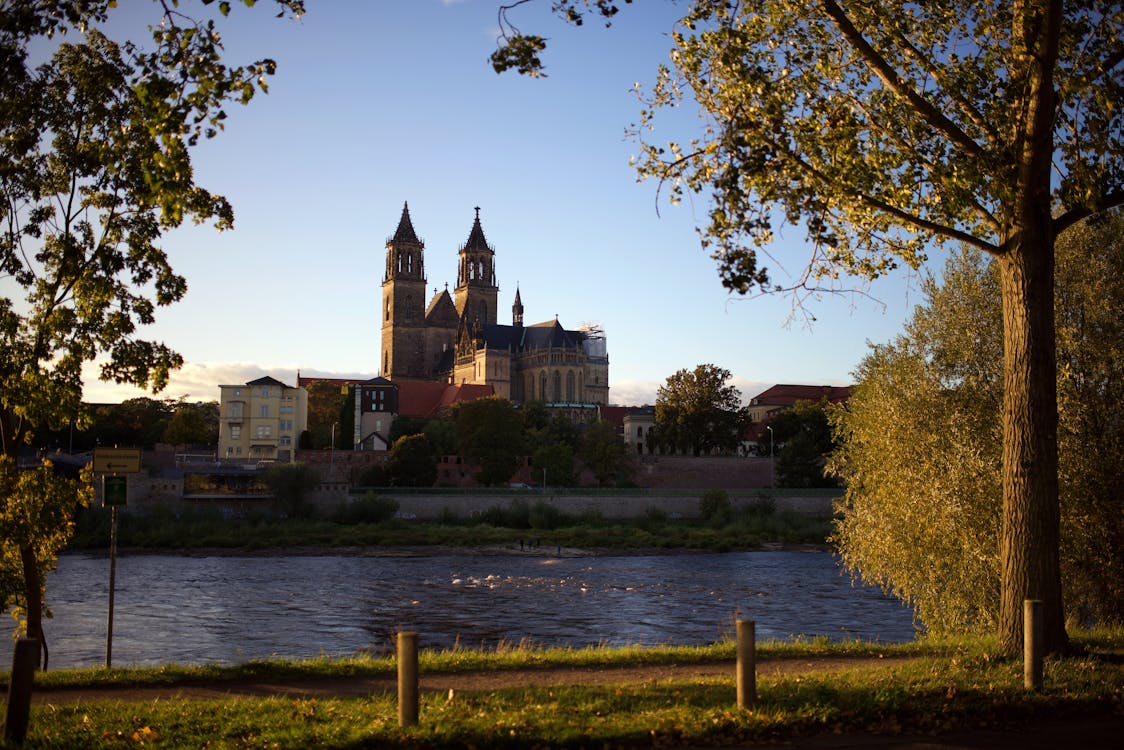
(9, 630), (1124, 749)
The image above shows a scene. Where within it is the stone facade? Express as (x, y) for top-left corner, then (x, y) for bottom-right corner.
(380, 203), (609, 406)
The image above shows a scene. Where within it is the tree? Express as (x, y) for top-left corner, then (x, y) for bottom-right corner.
(162, 403), (216, 446)
(496, 0), (1124, 654)
(453, 396), (524, 486)
(304, 380), (347, 448)
(654, 364), (744, 456)
(0, 1), (303, 661)
(0, 458), (94, 669)
(386, 434), (438, 488)
(830, 217), (1124, 634)
(768, 400), (839, 488)
(90, 398), (174, 449)
(579, 419), (631, 487)
(263, 462), (320, 518)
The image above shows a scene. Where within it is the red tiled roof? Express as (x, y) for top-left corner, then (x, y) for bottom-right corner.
(748, 383), (853, 407)
(395, 379), (495, 418)
(298, 376), (367, 389)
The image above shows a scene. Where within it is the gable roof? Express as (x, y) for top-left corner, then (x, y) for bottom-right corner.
(246, 376), (290, 388)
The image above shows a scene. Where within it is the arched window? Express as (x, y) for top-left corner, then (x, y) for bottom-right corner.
(383, 352), (389, 374)
(553, 370), (562, 402)
(527, 374), (534, 400)
(541, 373), (548, 402)
(566, 371), (575, 402)
(384, 297), (390, 321)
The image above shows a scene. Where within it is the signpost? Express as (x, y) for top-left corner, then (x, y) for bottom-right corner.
(93, 448), (137, 669)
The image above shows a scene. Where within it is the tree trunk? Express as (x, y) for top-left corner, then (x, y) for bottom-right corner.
(996, 237), (1067, 655)
(19, 543), (47, 670)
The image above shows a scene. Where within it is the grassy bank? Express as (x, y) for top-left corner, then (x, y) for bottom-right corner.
(68, 499), (831, 553)
(12, 630), (1124, 749)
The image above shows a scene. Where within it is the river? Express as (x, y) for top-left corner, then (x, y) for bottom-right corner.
(3, 550), (916, 669)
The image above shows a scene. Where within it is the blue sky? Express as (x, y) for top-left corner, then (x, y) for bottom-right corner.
(71, 0), (929, 406)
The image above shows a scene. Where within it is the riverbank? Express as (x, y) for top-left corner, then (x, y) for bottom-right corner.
(15, 632), (1124, 749)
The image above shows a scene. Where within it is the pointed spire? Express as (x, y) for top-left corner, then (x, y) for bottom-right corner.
(513, 285), (524, 328)
(392, 201), (421, 244)
(462, 205), (492, 253)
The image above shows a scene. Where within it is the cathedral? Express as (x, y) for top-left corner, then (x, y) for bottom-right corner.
(379, 203), (609, 406)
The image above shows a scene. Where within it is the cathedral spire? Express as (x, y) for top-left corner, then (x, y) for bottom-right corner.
(392, 201), (421, 245)
(513, 286), (524, 328)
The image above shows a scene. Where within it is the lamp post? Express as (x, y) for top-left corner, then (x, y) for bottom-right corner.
(330, 422), (338, 477)
(765, 425), (774, 488)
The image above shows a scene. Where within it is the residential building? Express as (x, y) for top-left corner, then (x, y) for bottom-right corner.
(218, 376), (307, 462)
(745, 384), (853, 422)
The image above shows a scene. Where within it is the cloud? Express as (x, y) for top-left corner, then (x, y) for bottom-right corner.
(609, 379), (660, 406)
(81, 361), (375, 404)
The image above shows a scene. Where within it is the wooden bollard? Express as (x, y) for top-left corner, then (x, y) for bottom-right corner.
(397, 631), (419, 727)
(736, 619), (756, 709)
(1024, 599), (1044, 690)
(5, 638), (39, 745)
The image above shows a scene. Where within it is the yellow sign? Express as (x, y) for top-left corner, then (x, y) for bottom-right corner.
(92, 448), (141, 474)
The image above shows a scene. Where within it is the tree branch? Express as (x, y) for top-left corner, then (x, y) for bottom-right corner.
(820, 0), (985, 158)
(1054, 191), (1124, 235)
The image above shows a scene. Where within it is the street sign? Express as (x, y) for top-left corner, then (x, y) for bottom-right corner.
(103, 475), (128, 507)
(93, 448), (141, 474)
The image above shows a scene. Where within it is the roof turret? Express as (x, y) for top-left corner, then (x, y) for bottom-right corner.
(391, 201), (421, 245)
(461, 206), (494, 254)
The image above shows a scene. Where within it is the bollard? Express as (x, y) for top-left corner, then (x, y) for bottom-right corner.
(1024, 599), (1044, 690)
(5, 638), (39, 745)
(736, 619), (756, 709)
(397, 631), (419, 727)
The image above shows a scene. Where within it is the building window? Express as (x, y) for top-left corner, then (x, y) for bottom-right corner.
(280, 405), (293, 414)
(279, 436), (291, 446)
(553, 371), (562, 402)
(260, 405), (269, 418)
(260, 386), (271, 398)
(256, 425), (272, 439)
(229, 403), (243, 418)
(540, 373), (548, 402)
(280, 420), (293, 431)
(230, 425), (241, 440)
(566, 371), (575, 402)
(232, 387), (241, 396)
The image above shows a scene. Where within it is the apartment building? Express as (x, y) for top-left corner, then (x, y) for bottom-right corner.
(218, 376), (308, 463)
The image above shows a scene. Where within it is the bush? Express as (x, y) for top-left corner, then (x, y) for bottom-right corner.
(700, 489), (732, 524)
(334, 493), (399, 525)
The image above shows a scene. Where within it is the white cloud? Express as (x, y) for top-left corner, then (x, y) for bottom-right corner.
(81, 361), (375, 404)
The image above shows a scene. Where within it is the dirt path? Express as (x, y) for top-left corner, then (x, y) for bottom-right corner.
(31, 655), (901, 705)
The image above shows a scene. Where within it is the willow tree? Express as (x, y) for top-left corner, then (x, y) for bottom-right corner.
(0, 0), (303, 663)
(496, 0), (1123, 654)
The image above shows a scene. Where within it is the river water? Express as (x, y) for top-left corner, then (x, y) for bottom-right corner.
(5, 550), (916, 669)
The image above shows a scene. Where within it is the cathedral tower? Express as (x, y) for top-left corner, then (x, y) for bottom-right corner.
(380, 202), (428, 377)
(454, 207), (499, 326)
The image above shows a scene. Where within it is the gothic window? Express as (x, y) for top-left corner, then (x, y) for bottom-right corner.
(385, 297), (390, 321)
(566, 371), (575, 402)
(384, 352), (389, 374)
(478, 300), (487, 324)
(541, 373), (548, 402)
(553, 371), (562, 402)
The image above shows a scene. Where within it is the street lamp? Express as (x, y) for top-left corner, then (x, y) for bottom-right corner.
(765, 425), (774, 488)
(330, 422), (338, 477)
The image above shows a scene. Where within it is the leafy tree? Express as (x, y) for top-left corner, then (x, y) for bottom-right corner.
(453, 396), (524, 486)
(263, 462), (320, 518)
(90, 398), (173, 449)
(0, 458), (94, 668)
(496, 0), (1124, 655)
(388, 416), (429, 447)
(768, 400), (839, 489)
(579, 419), (631, 487)
(532, 442), (575, 488)
(423, 418), (457, 458)
(386, 434), (438, 488)
(304, 380), (347, 448)
(654, 364), (744, 456)
(830, 218), (1124, 634)
(0, 1), (303, 663)
(162, 403), (216, 446)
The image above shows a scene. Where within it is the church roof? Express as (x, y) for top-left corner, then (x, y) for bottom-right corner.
(425, 288), (459, 325)
(391, 201), (421, 245)
(748, 383), (853, 406)
(470, 319), (586, 352)
(460, 207), (493, 254)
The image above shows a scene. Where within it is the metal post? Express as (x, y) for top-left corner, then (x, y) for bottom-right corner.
(397, 631), (419, 727)
(736, 619), (756, 709)
(5, 638), (39, 745)
(106, 505), (118, 669)
(1024, 599), (1044, 690)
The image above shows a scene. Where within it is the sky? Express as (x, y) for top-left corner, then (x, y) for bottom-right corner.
(60, 0), (931, 406)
